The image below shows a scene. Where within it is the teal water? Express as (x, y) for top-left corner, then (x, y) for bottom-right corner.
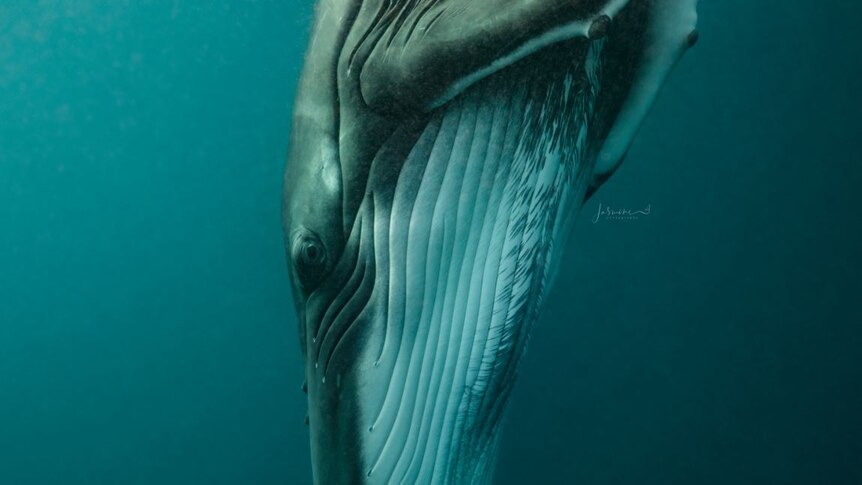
(1, 2), (859, 484)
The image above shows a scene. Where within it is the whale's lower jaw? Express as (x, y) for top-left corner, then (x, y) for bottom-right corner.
(301, 41), (602, 484)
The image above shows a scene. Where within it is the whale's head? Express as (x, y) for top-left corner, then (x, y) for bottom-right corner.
(284, 1), (698, 483)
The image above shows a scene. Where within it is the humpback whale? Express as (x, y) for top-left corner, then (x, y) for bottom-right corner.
(283, 1), (699, 483)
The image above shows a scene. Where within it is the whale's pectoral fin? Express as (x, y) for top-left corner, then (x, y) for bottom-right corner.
(587, 0), (699, 194)
(359, 0), (629, 114)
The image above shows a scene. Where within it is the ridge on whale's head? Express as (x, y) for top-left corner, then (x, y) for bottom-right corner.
(283, 1), (699, 483)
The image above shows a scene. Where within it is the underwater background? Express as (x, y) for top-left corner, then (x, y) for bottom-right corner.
(1, 1), (859, 484)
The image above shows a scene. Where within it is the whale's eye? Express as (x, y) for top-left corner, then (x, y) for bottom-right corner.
(292, 231), (327, 291)
(300, 238), (325, 266)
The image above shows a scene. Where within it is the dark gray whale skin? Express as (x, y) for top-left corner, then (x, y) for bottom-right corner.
(283, 1), (698, 483)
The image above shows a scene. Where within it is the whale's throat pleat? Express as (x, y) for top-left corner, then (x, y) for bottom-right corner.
(309, 40), (605, 484)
